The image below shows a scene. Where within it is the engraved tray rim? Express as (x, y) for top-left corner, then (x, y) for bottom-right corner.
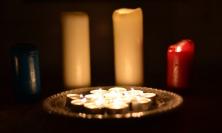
(42, 86), (183, 120)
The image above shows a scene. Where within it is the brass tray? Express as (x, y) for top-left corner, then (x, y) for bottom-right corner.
(43, 86), (183, 119)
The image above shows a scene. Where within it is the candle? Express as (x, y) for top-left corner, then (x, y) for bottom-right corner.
(131, 97), (151, 111)
(105, 99), (129, 114)
(85, 94), (99, 101)
(83, 102), (105, 114)
(108, 87), (127, 92)
(112, 8), (144, 86)
(141, 93), (156, 100)
(90, 88), (107, 94)
(167, 39), (195, 90)
(70, 98), (87, 112)
(66, 87), (157, 114)
(62, 12), (91, 89)
(66, 94), (81, 107)
(127, 88), (143, 96)
(10, 44), (41, 103)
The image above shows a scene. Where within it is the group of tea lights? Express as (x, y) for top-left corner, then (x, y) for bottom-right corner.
(66, 87), (156, 114)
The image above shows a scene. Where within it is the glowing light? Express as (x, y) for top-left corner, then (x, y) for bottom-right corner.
(176, 46), (182, 52)
(68, 87), (156, 114)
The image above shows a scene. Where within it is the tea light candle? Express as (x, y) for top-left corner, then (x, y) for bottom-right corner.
(167, 39), (195, 90)
(66, 94), (81, 107)
(62, 12), (91, 89)
(113, 8), (144, 86)
(70, 98), (87, 112)
(105, 99), (129, 114)
(108, 87), (127, 92)
(127, 88), (143, 97)
(141, 93), (156, 100)
(90, 88), (107, 94)
(83, 102), (104, 114)
(85, 94), (96, 100)
(131, 97), (151, 111)
(66, 87), (157, 114)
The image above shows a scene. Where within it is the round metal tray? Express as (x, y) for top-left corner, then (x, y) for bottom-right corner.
(43, 86), (183, 119)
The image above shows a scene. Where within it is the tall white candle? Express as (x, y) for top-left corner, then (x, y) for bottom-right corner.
(62, 12), (91, 89)
(112, 8), (144, 86)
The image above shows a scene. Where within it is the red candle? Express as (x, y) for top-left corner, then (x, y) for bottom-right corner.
(167, 39), (195, 91)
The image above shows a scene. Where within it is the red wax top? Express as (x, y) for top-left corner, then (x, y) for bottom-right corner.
(168, 39), (195, 54)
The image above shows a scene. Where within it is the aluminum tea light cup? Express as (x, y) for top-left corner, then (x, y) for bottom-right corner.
(131, 97), (152, 111)
(141, 93), (156, 106)
(83, 102), (105, 114)
(108, 87), (127, 92)
(66, 94), (82, 107)
(70, 98), (87, 112)
(105, 99), (130, 114)
(90, 88), (107, 94)
(141, 93), (156, 100)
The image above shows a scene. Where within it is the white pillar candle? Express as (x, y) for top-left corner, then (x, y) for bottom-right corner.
(62, 12), (91, 89)
(112, 8), (144, 86)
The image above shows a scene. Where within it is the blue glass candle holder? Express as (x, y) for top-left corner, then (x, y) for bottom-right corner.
(11, 44), (41, 102)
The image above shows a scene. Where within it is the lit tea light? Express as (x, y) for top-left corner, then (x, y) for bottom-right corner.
(66, 94), (82, 107)
(104, 91), (123, 100)
(127, 88), (143, 96)
(90, 88), (107, 94)
(131, 97), (152, 111)
(85, 94), (100, 101)
(141, 93), (156, 100)
(108, 87), (127, 92)
(70, 97), (87, 112)
(105, 99), (129, 114)
(66, 94), (82, 100)
(94, 95), (106, 106)
(84, 102), (104, 114)
(66, 87), (157, 114)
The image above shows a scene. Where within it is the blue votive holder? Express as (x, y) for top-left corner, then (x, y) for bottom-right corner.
(11, 44), (41, 103)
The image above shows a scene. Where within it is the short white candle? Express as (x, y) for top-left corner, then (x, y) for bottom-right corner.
(131, 97), (151, 111)
(105, 99), (129, 114)
(108, 87), (127, 92)
(90, 88), (107, 94)
(85, 94), (99, 101)
(113, 8), (144, 86)
(62, 12), (91, 89)
(70, 98), (87, 112)
(66, 94), (81, 100)
(127, 88), (143, 97)
(66, 93), (81, 107)
(71, 98), (87, 106)
(83, 102), (104, 114)
(141, 93), (156, 99)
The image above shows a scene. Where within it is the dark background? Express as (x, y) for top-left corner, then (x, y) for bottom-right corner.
(0, 0), (222, 132)
(1, 0), (222, 92)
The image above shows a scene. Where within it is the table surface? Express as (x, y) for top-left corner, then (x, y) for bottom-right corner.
(0, 82), (221, 133)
